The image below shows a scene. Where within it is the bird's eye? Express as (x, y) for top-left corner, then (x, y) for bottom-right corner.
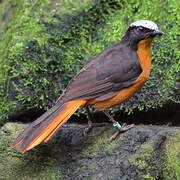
(137, 27), (145, 31)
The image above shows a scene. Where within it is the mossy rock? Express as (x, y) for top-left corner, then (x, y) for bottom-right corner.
(0, 122), (180, 179)
(0, 123), (60, 179)
(0, 0), (179, 123)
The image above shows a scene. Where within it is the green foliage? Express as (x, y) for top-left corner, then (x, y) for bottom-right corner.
(0, 0), (179, 122)
(0, 0), (50, 121)
(0, 0), (25, 122)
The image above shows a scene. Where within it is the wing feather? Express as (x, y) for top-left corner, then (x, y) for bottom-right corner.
(58, 42), (142, 103)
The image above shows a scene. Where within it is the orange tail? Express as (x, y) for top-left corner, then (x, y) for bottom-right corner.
(11, 100), (86, 152)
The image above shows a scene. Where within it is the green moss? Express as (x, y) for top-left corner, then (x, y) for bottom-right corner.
(96, 0), (180, 113)
(74, 166), (86, 176)
(0, 0), (50, 123)
(163, 133), (180, 180)
(0, 123), (60, 179)
(83, 128), (121, 156)
(128, 128), (180, 180)
(129, 140), (159, 179)
(1, 123), (180, 179)
(0, 0), (179, 122)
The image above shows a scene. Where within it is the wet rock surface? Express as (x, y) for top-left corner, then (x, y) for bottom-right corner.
(0, 123), (180, 179)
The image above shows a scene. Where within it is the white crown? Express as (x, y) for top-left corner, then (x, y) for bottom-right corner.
(130, 20), (159, 30)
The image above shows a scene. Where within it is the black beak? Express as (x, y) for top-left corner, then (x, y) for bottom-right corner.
(152, 29), (164, 36)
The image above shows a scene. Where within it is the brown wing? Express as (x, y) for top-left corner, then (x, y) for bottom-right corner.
(57, 41), (142, 104)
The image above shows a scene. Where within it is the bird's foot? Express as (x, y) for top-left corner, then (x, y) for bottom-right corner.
(84, 122), (107, 136)
(110, 123), (135, 141)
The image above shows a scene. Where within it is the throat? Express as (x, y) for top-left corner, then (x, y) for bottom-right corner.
(137, 38), (153, 72)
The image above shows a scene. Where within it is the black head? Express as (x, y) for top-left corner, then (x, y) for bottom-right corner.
(122, 20), (163, 50)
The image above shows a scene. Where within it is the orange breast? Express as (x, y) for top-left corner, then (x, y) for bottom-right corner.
(89, 38), (153, 110)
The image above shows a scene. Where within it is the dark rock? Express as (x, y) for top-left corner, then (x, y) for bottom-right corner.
(0, 123), (180, 179)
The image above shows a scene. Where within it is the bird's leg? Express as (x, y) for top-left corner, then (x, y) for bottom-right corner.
(103, 110), (135, 141)
(84, 106), (107, 135)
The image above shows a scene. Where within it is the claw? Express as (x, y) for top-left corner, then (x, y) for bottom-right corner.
(110, 124), (135, 141)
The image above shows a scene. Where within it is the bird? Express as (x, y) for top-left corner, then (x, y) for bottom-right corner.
(12, 20), (163, 152)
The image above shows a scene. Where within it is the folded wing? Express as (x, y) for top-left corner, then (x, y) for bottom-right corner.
(58, 42), (142, 104)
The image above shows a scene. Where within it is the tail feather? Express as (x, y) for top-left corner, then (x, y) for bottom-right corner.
(12, 100), (86, 152)
(43, 119), (65, 142)
(12, 104), (60, 147)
